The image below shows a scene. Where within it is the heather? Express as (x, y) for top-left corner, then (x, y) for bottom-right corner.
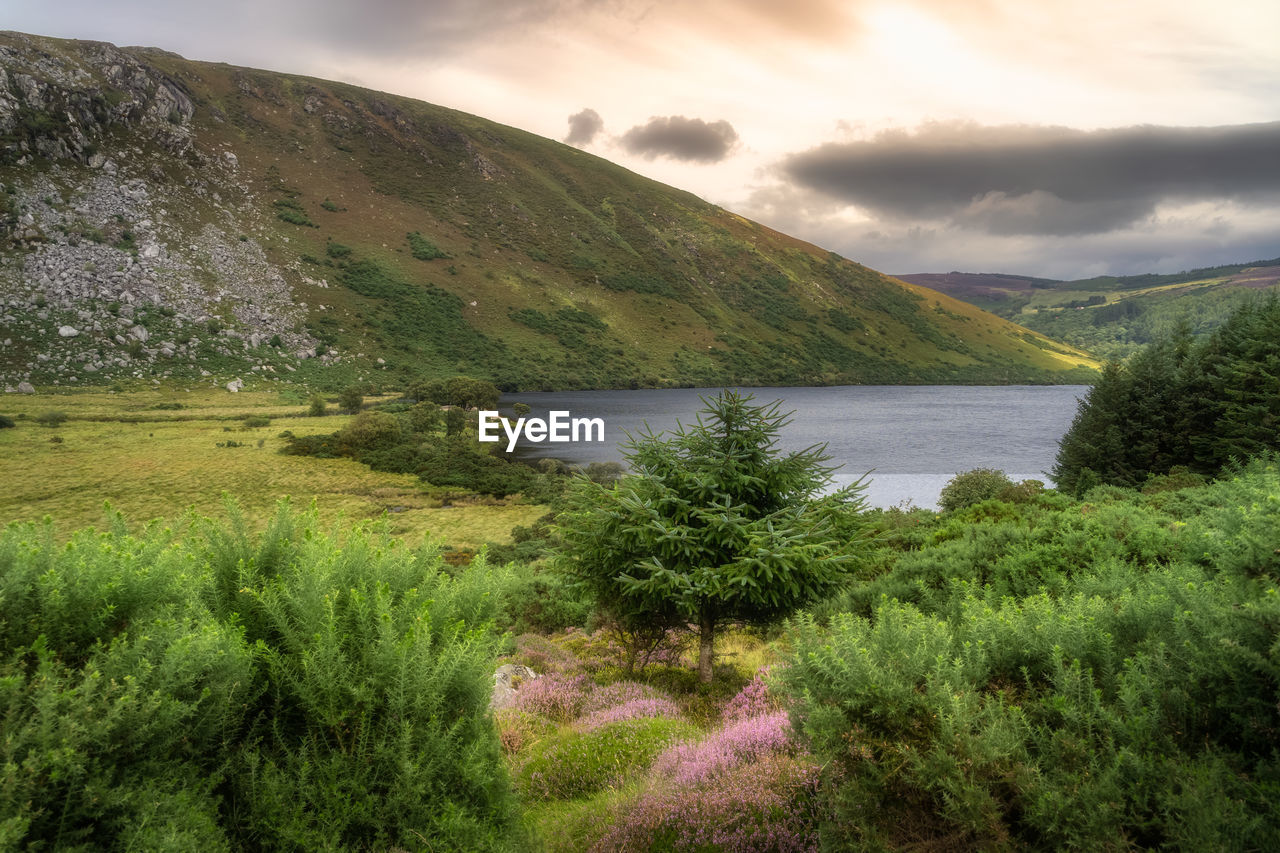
(652, 711), (793, 786)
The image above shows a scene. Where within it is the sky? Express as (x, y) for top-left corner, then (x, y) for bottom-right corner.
(6, 0), (1279, 279)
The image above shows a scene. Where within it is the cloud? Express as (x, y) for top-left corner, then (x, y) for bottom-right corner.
(781, 121), (1280, 235)
(620, 116), (740, 163)
(563, 107), (603, 146)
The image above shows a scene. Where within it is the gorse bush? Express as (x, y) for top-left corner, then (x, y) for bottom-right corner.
(0, 503), (520, 850)
(937, 467), (1013, 511)
(783, 458), (1280, 850)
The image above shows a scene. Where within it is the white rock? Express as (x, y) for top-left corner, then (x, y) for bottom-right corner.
(58, 325), (79, 337)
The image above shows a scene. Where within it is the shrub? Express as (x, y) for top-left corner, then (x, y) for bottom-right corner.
(515, 717), (698, 800)
(307, 394), (327, 416)
(493, 708), (557, 754)
(722, 668), (782, 723)
(240, 415), (271, 429)
(938, 468), (1014, 511)
(652, 711), (793, 786)
(407, 230), (448, 260)
(34, 410), (68, 427)
(0, 505), (520, 850)
(593, 754), (825, 852)
(338, 385), (363, 413)
(0, 414), (15, 428)
(337, 410), (402, 451)
(512, 673), (592, 722)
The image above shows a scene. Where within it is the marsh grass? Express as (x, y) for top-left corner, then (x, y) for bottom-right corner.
(0, 389), (544, 546)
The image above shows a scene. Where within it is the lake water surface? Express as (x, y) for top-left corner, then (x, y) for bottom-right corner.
(508, 385), (1088, 509)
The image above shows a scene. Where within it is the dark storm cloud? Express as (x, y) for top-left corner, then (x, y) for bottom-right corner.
(782, 121), (1280, 235)
(620, 116), (740, 163)
(564, 108), (603, 146)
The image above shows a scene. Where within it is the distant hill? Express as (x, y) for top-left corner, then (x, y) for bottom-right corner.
(0, 31), (1097, 392)
(897, 261), (1280, 361)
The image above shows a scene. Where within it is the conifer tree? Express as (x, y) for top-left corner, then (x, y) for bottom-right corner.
(555, 391), (864, 682)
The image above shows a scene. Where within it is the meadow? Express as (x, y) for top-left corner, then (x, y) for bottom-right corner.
(0, 387), (544, 547)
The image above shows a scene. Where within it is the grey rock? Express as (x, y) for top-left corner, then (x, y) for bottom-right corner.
(17, 381), (35, 393)
(58, 325), (79, 337)
(490, 664), (539, 711)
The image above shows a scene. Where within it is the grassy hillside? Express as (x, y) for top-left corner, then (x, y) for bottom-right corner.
(0, 31), (1096, 391)
(900, 260), (1280, 360)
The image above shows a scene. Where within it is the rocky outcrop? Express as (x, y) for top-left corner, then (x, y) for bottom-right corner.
(0, 34), (325, 388)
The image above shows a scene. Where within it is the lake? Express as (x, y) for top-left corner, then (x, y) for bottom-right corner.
(505, 385), (1088, 509)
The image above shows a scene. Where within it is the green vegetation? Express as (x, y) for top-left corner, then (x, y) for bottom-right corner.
(272, 197), (316, 227)
(0, 504), (520, 850)
(338, 385), (363, 413)
(1053, 294), (1280, 494)
(407, 230), (448, 260)
(281, 385), (562, 500)
(783, 457), (1280, 850)
(908, 260), (1280, 361)
(0, 32), (1099, 391)
(936, 466), (1043, 511)
(556, 391), (868, 682)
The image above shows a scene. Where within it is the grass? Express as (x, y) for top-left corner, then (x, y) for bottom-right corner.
(0, 388), (544, 547)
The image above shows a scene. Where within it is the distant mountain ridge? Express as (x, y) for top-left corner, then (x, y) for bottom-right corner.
(0, 31), (1097, 391)
(896, 261), (1280, 360)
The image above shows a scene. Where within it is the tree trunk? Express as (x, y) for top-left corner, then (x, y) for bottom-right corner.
(698, 608), (715, 683)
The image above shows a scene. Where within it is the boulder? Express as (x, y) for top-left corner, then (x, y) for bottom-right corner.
(226, 378), (243, 393)
(490, 664), (539, 711)
(17, 381), (35, 394)
(58, 325), (79, 337)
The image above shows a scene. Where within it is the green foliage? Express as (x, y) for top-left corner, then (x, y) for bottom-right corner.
(338, 385), (363, 413)
(500, 570), (593, 634)
(514, 717), (698, 800)
(326, 241), (352, 259)
(272, 198), (316, 227)
(338, 259), (507, 376)
(783, 461), (1280, 850)
(307, 393), (327, 416)
(0, 505), (519, 849)
(240, 415), (271, 429)
(407, 230), (448, 260)
(408, 400), (443, 432)
(34, 410), (67, 427)
(938, 468), (1014, 512)
(1054, 295), (1280, 493)
(556, 391), (867, 682)
(337, 410), (403, 451)
(0, 414), (14, 428)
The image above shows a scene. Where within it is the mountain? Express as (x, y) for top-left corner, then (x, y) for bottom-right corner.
(0, 31), (1097, 392)
(898, 261), (1280, 361)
